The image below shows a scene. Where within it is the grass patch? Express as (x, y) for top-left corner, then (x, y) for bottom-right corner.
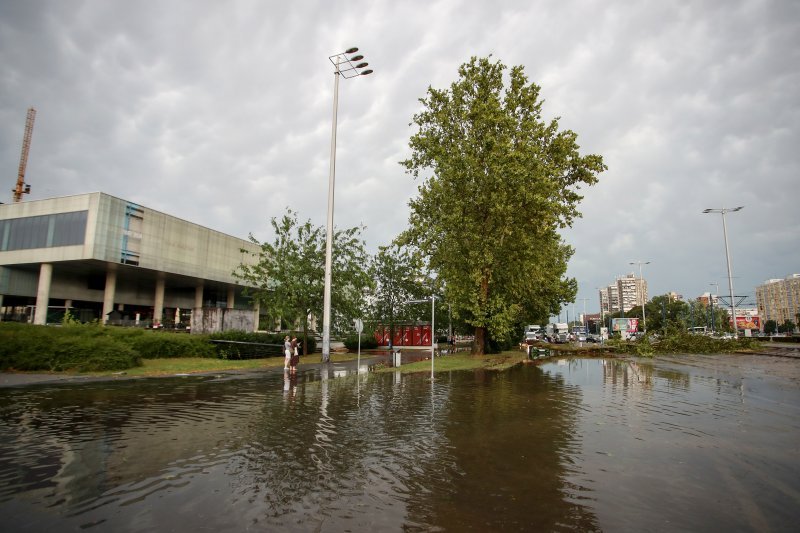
(378, 351), (527, 373)
(77, 352), (365, 378)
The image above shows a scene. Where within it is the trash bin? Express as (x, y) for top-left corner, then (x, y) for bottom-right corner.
(393, 350), (402, 367)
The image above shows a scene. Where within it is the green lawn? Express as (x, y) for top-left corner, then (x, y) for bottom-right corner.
(378, 351), (528, 373)
(86, 353), (362, 377)
(21, 350), (533, 379)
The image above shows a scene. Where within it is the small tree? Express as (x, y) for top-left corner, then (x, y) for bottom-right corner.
(764, 320), (777, 335)
(234, 209), (372, 358)
(778, 320), (796, 334)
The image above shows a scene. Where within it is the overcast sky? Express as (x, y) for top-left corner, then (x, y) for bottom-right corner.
(1, 0), (798, 316)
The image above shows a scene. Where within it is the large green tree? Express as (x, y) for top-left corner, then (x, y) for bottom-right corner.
(400, 57), (605, 354)
(234, 209), (372, 356)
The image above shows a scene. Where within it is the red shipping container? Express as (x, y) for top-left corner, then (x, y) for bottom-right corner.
(373, 326), (384, 345)
(420, 325), (431, 345)
(402, 327), (411, 345)
(393, 327), (404, 347)
(412, 325), (422, 346)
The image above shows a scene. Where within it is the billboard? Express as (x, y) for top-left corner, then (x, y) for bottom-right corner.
(611, 318), (639, 339)
(734, 315), (761, 330)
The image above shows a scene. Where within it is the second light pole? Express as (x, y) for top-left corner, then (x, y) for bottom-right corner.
(630, 260), (650, 334)
(703, 207), (743, 339)
(321, 47), (373, 363)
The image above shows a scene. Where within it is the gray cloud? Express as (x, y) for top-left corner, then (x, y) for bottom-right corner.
(1, 0), (797, 315)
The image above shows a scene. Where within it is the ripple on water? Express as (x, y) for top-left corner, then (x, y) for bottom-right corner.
(1, 358), (799, 531)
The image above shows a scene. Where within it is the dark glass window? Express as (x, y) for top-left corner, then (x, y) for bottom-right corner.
(51, 211), (88, 247)
(0, 211), (87, 251)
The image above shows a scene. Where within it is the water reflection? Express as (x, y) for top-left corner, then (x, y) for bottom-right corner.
(1, 355), (798, 531)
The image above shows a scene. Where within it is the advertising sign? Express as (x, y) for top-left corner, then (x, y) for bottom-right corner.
(611, 318), (639, 339)
(734, 315), (761, 330)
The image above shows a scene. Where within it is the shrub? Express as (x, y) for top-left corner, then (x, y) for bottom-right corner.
(208, 330), (282, 359)
(130, 331), (216, 358)
(0, 322), (140, 371)
(343, 334), (378, 351)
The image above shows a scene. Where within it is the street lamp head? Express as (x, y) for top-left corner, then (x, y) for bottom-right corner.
(702, 209), (713, 213)
(355, 62), (369, 68)
(345, 47), (359, 54)
(360, 69), (373, 76)
(350, 54), (364, 61)
(731, 206), (744, 212)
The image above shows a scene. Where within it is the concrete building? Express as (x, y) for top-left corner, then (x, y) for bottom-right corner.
(0, 192), (262, 331)
(599, 273), (648, 315)
(756, 274), (800, 327)
(696, 292), (719, 306)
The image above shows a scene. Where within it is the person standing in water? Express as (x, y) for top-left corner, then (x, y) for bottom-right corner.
(289, 336), (300, 372)
(283, 335), (292, 370)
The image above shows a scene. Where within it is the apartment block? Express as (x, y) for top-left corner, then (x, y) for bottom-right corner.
(599, 273), (648, 315)
(756, 274), (800, 326)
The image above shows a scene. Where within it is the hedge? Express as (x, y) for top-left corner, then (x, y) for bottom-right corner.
(0, 323), (140, 372)
(208, 330), (317, 359)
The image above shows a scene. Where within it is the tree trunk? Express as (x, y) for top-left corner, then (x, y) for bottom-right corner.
(472, 273), (490, 355)
(473, 326), (486, 355)
(302, 316), (309, 356)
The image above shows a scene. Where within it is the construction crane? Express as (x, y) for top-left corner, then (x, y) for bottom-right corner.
(12, 107), (36, 203)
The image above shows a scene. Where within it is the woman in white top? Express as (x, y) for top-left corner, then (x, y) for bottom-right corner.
(283, 336), (292, 369)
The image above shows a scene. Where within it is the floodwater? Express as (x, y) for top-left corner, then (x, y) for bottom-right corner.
(0, 355), (798, 532)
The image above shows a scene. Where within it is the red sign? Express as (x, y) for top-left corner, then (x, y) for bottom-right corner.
(734, 315), (761, 330)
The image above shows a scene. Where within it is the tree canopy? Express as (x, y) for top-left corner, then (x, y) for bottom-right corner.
(233, 209), (372, 354)
(399, 56), (605, 353)
(365, 244), (429, 341)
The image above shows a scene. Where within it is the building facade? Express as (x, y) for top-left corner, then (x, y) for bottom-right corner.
(599, 273), (648, 315)
(0, 192), (261, 331)
(756, 274), (800, 326)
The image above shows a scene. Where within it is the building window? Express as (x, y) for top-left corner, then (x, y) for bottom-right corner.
(0, 211), (88, 251)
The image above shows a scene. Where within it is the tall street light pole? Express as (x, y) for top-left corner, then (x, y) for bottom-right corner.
(596, 287), (605, 337)
(709, 281), (719, 333)
(629, 261), (650, 334)
(321, 48), (373, 363)
(703, 207), (743, 339)
(579, 297), (590, 330)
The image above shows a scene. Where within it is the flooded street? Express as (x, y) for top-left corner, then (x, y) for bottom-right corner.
(1, 354), (798, 531)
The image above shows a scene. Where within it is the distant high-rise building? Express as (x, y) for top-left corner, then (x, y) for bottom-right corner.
(599, 273), (648, 315)
(756, 274), (800, 326)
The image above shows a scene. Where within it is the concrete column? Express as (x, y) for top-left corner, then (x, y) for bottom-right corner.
(252, 299), (260, 332)
(0, 294), (4, 321)
(34, 263), (53, 325)
(64, 299), (72, 308)
(191, 283), (204, 334)
(154, 273), (165, 325)
(194, 284), (204, 309)
(227, 287), (235, 309)
(102, 269), (117, 324)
